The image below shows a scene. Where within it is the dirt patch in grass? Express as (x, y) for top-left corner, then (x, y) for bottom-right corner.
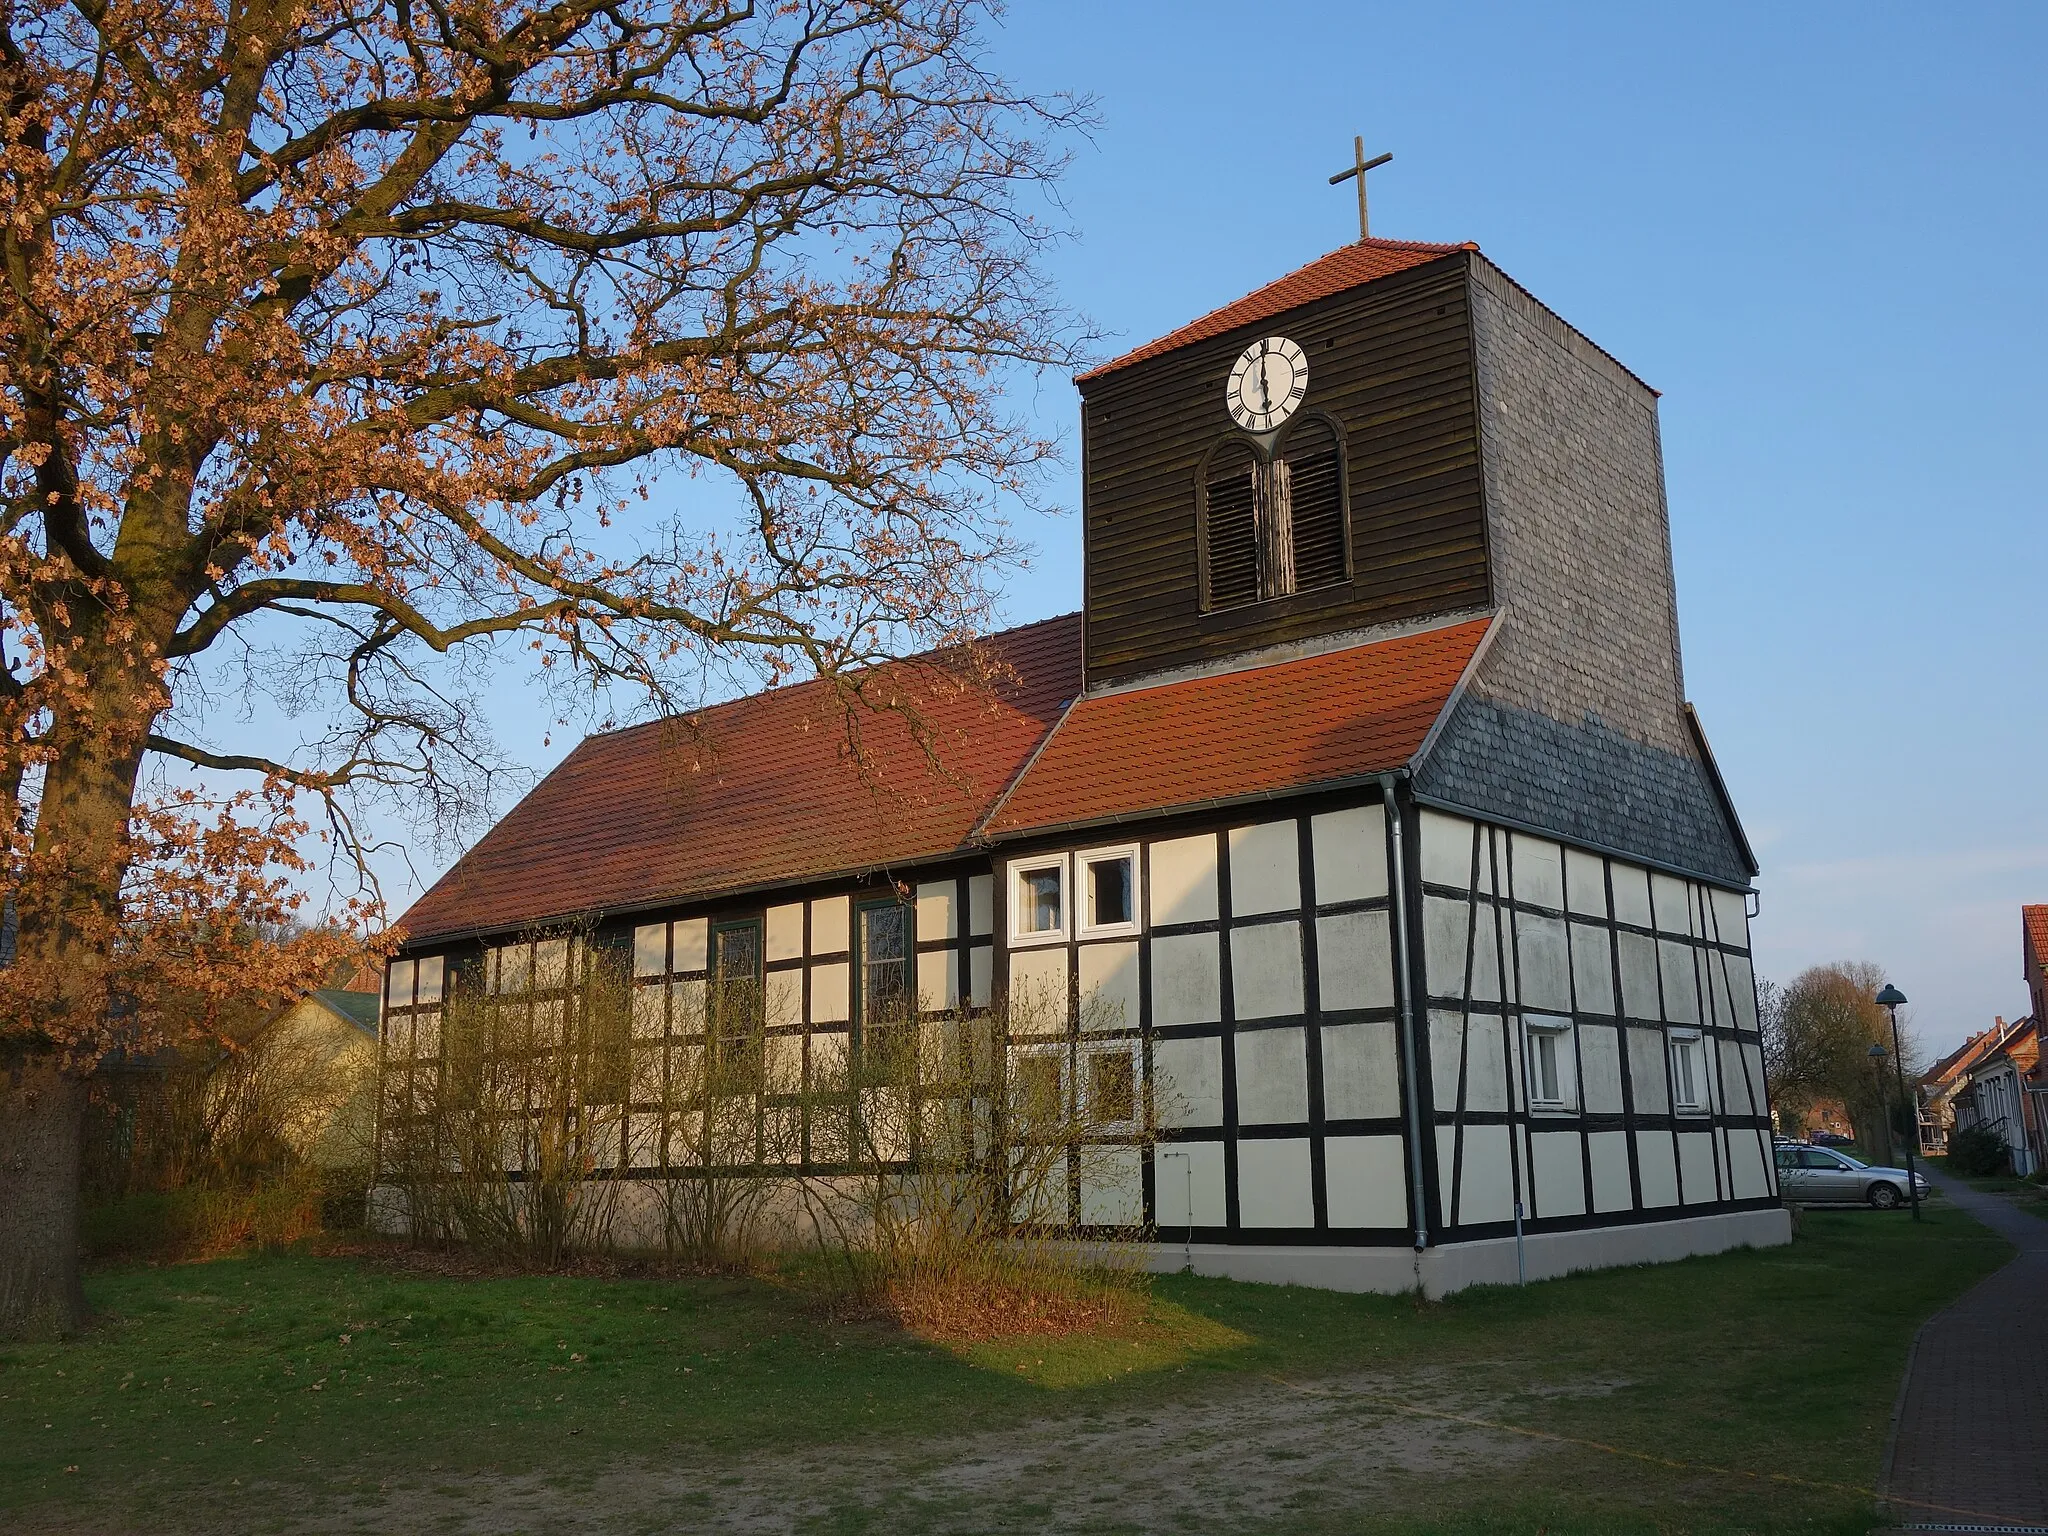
(260, 1363), (1546, 1536)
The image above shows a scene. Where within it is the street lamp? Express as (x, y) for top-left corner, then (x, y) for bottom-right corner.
(1874, 983), (1922, 1221)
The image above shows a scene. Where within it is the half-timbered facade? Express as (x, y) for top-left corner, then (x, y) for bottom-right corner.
(380, 236), (1787, 1294)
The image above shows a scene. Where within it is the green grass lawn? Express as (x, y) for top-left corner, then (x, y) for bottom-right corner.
(0, 1205), (2012, 1535)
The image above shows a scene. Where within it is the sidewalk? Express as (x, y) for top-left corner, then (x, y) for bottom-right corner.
(1880, 1167), (2048, 1531)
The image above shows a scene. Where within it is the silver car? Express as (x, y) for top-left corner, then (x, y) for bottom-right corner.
(1774, 1143), (1930, 1209)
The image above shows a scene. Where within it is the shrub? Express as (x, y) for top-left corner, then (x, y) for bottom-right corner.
(1945, 1123), (2011, 1178)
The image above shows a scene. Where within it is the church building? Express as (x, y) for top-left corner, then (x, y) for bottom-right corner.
(380, 234), (1788, 1295)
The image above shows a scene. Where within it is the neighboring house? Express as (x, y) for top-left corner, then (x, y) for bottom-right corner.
(263, 971), (382, 1169)
(1921, 1027), (2009, 1154)
(382, 234), (1783, 1297)
(2025, 906), (2048, 1169)
(1946, 1015), (2041, 1176)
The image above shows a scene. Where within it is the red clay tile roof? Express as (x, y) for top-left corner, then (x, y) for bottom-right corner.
(1076, 238), (1470, 384)
(2025, 904), (2048, 978)
(397, 615), (1082, 944)
(982, 617), (1491, 837)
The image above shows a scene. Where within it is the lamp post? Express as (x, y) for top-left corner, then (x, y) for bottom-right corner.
(1875, 983), (1921, 1221)
(1868, 1042), (1890, 1164)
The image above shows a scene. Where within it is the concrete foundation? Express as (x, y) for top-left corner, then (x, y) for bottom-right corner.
(1141, 1206), (1793, 1298)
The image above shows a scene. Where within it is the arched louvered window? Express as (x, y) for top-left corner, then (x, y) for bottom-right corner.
(1281, 417), (1348, 592)
(1203, 439), (1259, 610)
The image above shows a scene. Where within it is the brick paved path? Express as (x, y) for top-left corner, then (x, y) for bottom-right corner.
(1880, 1168), (2048, 1530)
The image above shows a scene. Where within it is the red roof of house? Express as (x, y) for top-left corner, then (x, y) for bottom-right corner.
(1075, 238), (1470, 384)
(2025, 904), (2048, 978)
(983, 617), (1491, 837)
(397, 615), (1082, 943)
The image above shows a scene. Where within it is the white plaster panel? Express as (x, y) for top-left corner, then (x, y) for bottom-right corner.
(665, 917), (705, 974)
(1237, 1138), (1315, 1228)
(1728, 1130), (1771, 1200)
(1325, 1135), (1409, 1229)
(415, 956), (444, 1004)
(917, 949), (959, 1013)
(1153, 1035), (1224, 1128)
(807, 898), (848, 957)
(386, 959), (414, 1005)
(1531, 1131), (1586, 1218)
(969, 944), (993, 1010)
(1515, 913), (1572, 1013)
(1229, 821), (1301, 916)
(1709, 887), (1750, 951)
(1628, 1028), (1670, 1113)
(1310, 805), (1388, 904)
(1429, 1009), (1464, 1110)
(1742, 1041), (1767, 1111)
(1455, 1123), (1516, 1225)
(671, 977), (707, 1031)
(1717, 1038), (1754, 1116)
(1153, 1140), (1226, 1228)
(1617, 931), (1661, 1019)
(631, 985), (666, 1040)
(1610, 863), (1653, 929)
(1726, 955), (1758, 1030)
(1316, 910), (1395, 1012)
(1636, 1132), (1679, 1208)
(1152, 932), (1222, 1026)
(916, 881), (957, 943)
(1511, 834), (1565, 910)
(1588, 1130), (1633, 1213)
(1419, 808), (1477, 889)
(766, 903), (804, 962)
(1435, 1125), (1457, 1223)
(1570, 922), (1616, 1015)
(1231, 921), (1304, 1020)
(765, 969), (803, 1029)
(1463, 1016), (1510, 1113)
(968, 874), (995, 938)
(633, 925), (667, 978)
(1565, 848), (1608, 918)
(809, 962), (849, 1024)
(1321, 1020), (1401, 1121)
(1578, 1023), (1625, 1114)
(1658, 940), (1701, 1024)
(1677, 1132), (1719, 1205)
(1650, 872), (1690, 935)
(1470, 902), (1504, 1003)
(1702, 949), (1731, 1029)
(1080, 1147), (1145, 1227)
(1423, 895), (1470, 1001)
(1077, 941), (1140, 1032)
(1235, 1027), (1309, 1125)
(809, 1029), (849, 1090)
(764, 1032), (804, 1092)
(1006, 946), (1070, 1034)
(1149, 834), (1219, 926)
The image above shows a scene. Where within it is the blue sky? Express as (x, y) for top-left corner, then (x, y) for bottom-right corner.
(361, 3), (2043, 1057)
(941, 0), (2044, 1058)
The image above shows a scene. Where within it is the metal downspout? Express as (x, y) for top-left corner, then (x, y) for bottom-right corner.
(1381, 771), (1429, 1254)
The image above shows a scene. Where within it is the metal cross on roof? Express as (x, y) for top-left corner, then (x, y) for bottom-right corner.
(1328, 138), (1394, 240)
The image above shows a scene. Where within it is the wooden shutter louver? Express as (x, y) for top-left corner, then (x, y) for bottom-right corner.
(1283, 419), (1347, 592)
(1204, 440), (1259, 609)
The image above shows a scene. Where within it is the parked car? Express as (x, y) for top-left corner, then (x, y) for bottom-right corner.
(1810, 1130), (1856, 1147)
(1774, 1144), (1929, 1209)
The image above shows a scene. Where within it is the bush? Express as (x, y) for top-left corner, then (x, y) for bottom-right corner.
(1945, 1123), (2011, 1178)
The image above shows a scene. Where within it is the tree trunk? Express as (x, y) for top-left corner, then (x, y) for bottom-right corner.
(0, 1052), (90, 1337)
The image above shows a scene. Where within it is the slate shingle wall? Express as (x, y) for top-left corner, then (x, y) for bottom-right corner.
(1415, 257), (1751, 886)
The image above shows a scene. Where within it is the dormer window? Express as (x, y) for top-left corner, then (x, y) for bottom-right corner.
(1199, 415), (1350, 611)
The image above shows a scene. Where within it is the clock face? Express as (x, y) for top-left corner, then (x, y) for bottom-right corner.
(1226, 336), (1308, 433)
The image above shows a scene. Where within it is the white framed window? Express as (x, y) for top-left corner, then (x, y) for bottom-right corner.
(1524, 1014), (1576, 1111)
(1008, 854), (1069, 946)
(1670, 1028), (1707, 1112)
(1077, 844), (1142, 939)
(1082, 1043), (1141, 1130)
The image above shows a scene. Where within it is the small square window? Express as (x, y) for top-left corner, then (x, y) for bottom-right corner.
(1524, 1015), (1575, 1111)
(1670, 1030), (1707, 1112)
(1077, 846), (1142, 937)
(1009, 856), (1069, 945)
(1086, 1048), (1138, 1127)
(1011, 1049), (1066, 1128)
